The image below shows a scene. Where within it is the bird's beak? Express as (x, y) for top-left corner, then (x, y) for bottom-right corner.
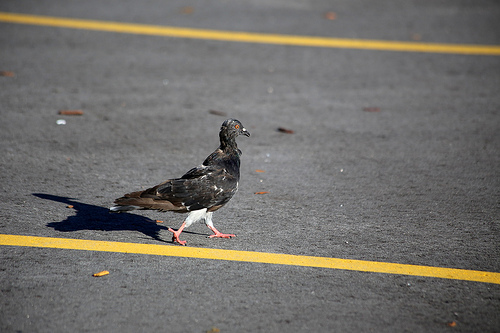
(242, 128), (250, 137)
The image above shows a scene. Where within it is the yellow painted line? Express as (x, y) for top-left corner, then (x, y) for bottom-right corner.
(1, 234), (499, 284)
(1, 12), (500, 55)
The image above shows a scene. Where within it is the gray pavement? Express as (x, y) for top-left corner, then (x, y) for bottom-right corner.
(1, 0), (499, 332)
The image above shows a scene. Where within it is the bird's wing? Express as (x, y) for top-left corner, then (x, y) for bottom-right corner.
(180, 164), (217, 179)
(112, 165), (216, 210)
(155, 165), (238, 211)
(114, 155), (239, 212)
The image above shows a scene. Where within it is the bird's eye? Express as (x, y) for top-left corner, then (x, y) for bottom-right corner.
(235, 124), (240, 129)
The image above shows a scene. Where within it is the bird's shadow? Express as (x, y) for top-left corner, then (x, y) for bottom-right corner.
(34, 193), (205, 244)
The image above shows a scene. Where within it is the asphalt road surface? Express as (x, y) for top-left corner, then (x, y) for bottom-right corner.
(1, 1), (499, 332)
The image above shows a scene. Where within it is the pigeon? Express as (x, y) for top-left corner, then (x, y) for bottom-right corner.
(110, 118), (250, 245)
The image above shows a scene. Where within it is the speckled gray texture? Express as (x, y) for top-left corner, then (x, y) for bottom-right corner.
(0, 1), (499, 332)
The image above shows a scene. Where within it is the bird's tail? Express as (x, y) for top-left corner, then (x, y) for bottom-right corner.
(109, 205), (140, 212)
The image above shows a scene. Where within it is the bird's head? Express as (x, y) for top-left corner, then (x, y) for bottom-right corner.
(220, 119), (250, 139)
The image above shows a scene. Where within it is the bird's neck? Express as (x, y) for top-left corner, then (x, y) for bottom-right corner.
(219, 133), (238, 152)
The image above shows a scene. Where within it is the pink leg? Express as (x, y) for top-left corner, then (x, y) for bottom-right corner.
(207, 225), (235, 239)
(168, 221), (187, 245)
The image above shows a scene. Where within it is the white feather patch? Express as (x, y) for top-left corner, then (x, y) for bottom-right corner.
(183, 208), (208, 228)
(109, 205), (140, 212)
(204, 212), (214, 227)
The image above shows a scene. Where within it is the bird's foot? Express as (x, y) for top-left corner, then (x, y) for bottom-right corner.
(168, 227), (187, 246)
(207, 226), (235, 239)
(208, 232), (236, 239)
